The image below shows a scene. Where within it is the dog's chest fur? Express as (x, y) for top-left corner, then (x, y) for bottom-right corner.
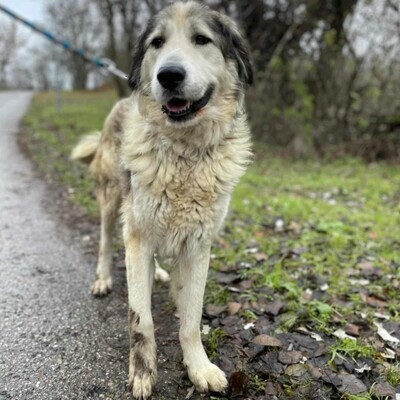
(121, 102), (251, 254)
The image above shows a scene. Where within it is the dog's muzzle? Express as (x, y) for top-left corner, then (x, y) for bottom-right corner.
(161, 86), (214, 122)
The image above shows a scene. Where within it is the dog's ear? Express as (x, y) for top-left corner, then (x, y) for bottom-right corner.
(128, 21), (154, 90)
(211, 15), (253, 86)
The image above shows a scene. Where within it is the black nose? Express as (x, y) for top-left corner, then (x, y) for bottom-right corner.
(157, 65), (186, 90)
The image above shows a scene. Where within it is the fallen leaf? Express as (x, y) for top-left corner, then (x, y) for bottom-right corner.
(253, 252), (268, 262)
(368, 295), (388, 308)
(265, 381), (280, 395)
(288, 221), (302, 233)
(380, 348), (396, 359)
(238, 280), (254, 290)
(321, 371), (342, 386)
(374, 312), (390, 320)
(285, 364), (309, 379)
(349, 278), (370, 286)
(227, 302), (242, 316)
(357, 261), (382, 277)
(265, 299), (285, 316)
(185, 386), (195, 399)
(345, 324), (361, 337)
(374, 322), (400, 344)
(205, 304), (227, 317)
(333, 329), (357, 341)
(311, 332), (324, 342)
(215, 272), (238, 284)
(278, 351), (303, 365)
(338, 373), (367, 395)
(296, 327), (323, 342)
(354, 364), (372, 373)
(373, 382), (396, 398)
(252, 334), (282, 347)
(230, 371), (249, 397)
(308, 365), (322, 380)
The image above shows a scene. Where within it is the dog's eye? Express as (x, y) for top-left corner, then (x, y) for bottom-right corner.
(151, 37), (164, 49)
(195, 35), (212, 46)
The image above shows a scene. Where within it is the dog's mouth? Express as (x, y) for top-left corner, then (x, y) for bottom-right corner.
(161, 86), (214, 122)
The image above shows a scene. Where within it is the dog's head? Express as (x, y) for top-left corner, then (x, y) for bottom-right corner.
(128, 1), (253, 127)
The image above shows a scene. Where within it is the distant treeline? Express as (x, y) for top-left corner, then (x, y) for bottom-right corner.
(1, 0), (398, 160)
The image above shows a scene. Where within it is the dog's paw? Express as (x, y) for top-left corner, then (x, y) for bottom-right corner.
(130, 371), (156, 399)
(91, 277), (112, 297)
(187, 362), (228, 393)
(154, 259), (170, 282)
(129, 348), (157, 399)
(154, 265), (170, 282)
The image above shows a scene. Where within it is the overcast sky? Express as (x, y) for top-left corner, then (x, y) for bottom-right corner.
(0, 0), (47, 51)
(1, 0), (45, 23)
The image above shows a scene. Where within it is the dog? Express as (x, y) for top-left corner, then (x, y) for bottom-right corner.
(71, 2), (253, 398)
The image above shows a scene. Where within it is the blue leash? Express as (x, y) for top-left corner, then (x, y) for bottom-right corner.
(0, 3), (128, 80)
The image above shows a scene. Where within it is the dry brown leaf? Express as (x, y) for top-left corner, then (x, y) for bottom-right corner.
(253, 252), (268, 261)
(278, 351), (303, 365)
(230, 371), (249, 397)
(265, 299), (285, 316)
(252, 334), (282, 347)
(227, 302), (242, 316)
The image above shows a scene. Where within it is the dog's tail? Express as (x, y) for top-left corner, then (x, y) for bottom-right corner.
(70, 131), (101, 164)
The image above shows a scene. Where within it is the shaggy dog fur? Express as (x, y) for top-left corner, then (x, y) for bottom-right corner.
(71, 2), (253, 398)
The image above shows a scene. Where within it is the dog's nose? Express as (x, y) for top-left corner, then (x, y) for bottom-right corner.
(157, 66), (186, 90)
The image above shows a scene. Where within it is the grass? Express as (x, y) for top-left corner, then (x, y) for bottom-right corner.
(385, 364), (400, 387)
(204, 327), (226, 361)
(23, 90), (116, 217)
(23, 90), (400, 397)
(329, 338), (378, 364)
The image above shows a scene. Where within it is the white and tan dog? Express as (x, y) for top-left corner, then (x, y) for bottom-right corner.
(71, 2), (253, 398)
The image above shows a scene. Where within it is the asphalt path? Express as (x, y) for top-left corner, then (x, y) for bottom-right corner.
(0, 92), (132, 400)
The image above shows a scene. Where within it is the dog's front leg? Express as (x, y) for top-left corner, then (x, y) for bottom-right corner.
(124, 232), (157, 399)
(177, 245), (228, 394)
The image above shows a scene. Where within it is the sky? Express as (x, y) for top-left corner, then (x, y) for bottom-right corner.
(0, 0), (45, 24)
(0, 0), (46, 48)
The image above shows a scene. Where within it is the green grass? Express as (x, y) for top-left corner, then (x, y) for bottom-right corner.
(23, 90), (117, 217)
(329, 338), (378, 364)
(23, 91), (400, 393)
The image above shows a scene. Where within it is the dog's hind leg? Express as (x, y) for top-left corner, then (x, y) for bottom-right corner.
(91, 183), (121, 297)
(176, 246), (228, 394)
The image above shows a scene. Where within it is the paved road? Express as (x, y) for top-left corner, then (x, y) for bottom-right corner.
(0, 92), (131, 400)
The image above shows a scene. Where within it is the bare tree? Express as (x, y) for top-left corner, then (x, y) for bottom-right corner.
(92, 0), (170, 97)
(46, 0), (106, 90)
(0, 21), (21, 88)
(93, 0), (139, 97)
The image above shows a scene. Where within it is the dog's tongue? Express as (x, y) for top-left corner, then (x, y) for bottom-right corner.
(166, 98), (190, 113)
